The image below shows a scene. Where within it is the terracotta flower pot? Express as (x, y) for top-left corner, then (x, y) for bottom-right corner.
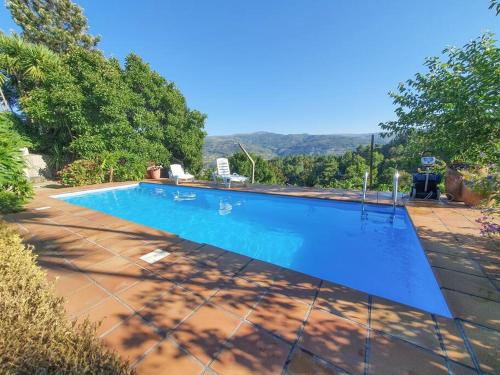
(147, 167), (161, 179)
(445, 167), (488, 206)
(462, 185), (485, 206)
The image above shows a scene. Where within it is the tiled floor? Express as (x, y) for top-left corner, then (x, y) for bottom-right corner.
(3, 180), (499, 375)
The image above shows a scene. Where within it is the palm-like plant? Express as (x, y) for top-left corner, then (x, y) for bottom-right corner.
(0, 33), (60, 110)
(0, 112), (32, 203)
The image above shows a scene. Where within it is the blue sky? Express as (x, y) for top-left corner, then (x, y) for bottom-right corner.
(0, 1), (498, 135)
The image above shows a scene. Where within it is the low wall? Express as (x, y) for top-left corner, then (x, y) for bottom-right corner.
(21, 148), (52, 182)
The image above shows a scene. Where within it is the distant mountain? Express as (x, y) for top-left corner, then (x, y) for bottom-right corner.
(203, 131), (390, 165)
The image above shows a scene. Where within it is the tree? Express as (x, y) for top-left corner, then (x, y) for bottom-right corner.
(0, 34), (76, 163)
(7, 0), (99, 53)
(123, 54), (206, 172)
(0, 113), (33, 212)
(1, 36), (206, 171)
(229, 152), (280, 184)
(490, 0), (500, 15)
(336, 151), (368, 189)
(356, 145), (384, 182)
(0, 33), (60, 102)
(313, 155), (339, 187)
(380, 34), (500, 165)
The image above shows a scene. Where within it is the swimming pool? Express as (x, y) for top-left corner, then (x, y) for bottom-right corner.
(56, 182), (450, 317)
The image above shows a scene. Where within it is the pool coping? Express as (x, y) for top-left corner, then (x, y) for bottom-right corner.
(3, 180), (499, 374)
(49, 183), (139, 198)
(53, 180), (448, 316)
(144, 178), (406, 207)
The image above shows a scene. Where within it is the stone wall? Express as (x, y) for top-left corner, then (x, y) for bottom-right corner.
(21, 148), (52, 182)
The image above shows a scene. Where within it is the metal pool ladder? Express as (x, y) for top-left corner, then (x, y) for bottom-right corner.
(361, 171), (369, 216)
(393, 169), (400, 213)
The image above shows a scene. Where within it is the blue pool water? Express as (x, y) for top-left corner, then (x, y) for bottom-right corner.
(57, 183), (450, 316)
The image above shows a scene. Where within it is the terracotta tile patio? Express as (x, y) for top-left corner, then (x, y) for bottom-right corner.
(2, 180), (499, 374)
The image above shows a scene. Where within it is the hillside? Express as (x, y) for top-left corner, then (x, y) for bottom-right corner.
(203, 131), (390, 165)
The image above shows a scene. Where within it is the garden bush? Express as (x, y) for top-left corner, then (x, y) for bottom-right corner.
(0, 191), (24, 213)
(58, 152), (149, 187)
(58, 159), (105, 186)
(0, 221), (133, 374)
(0, 113), (33, 212)
(100, 151), (148, 182)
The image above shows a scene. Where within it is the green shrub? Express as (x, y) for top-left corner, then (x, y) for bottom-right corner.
(0, 113), (33, 211)
(58, 153), (149, 187)
(0, 191), (24, 213)
(100, 151), (147, 182)
(0, 221), (133, 374)
(58, 159), (105, 186)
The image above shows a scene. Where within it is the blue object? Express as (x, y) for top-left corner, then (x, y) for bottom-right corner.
(58, 182), (451, 317)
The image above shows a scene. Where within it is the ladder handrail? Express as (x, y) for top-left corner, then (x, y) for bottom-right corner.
(361, 170), (369, 217)
(393, 169), (399, 211)
(238, 142), (255, 184)
(362, 171), (368, 203)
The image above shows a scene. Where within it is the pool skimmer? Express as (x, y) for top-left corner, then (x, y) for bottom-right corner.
(139, 249), (170, 264)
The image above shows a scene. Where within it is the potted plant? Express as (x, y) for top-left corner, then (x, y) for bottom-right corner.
(146, 163), (162, 179)
(446, 164), (498, 206)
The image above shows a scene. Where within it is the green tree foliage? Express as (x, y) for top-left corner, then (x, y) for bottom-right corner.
(0, 113), (33, 212)
(6, 0), (99, 53)
(269, 155), (318, 186)
(123, 54), (206, 172)
(335, 151), (368, 189)
(220, 136), (415, 192)
(490, 0), (500, 15)
(0, 33), (206, 175)
(0, 33), (60, 104)
(2, 0), (206, 183)
(380, 34), (500, 165)
(229, 152), (282, 184)
(312, 155), (339, 187)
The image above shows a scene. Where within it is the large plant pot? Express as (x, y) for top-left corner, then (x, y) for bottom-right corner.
(445, 167), (487, 206)
(147, 168), (161, 179)
(445, 167), (464, 201)
(462, 185), (485, 206)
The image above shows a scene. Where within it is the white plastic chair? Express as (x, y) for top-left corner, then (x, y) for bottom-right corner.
(169, 164), (194, 185)
(213, 158), (248, 188)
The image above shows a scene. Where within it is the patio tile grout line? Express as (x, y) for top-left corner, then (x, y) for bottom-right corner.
(201, 320), (245, 373)
(428, 254), (500, 295)
(430, 263), (490, 279)
(455, 318), (500, 334)
(15, 184), (498, 374)
(432, 314), (454, 375)
(363, 295), (373, 375)
(455, 319), (483, 375)
(128, 256), (256, 372)
(53, 220), (475, 370)
(130, 298), (210, 371)
(140, 257), (267, 374)
(431, 207), (500, 294)
(172, 258), (319, 370)
(439, 286), (500, 304)
(280, 280), (322, 375)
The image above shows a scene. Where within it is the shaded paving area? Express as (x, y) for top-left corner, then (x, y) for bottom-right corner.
(2, 181), (499, 375)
